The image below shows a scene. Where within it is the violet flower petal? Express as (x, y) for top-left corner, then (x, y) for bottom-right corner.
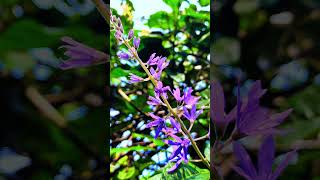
(169, 146), (182, 160)
(167, 158), (183, 173)
(211, 81), (226, 126)
(232, 165), (253, 180)
(233, 142), (257, 179)
(59, 37), (108, 69)
(271, 150), (297, 180)
(258, 136), (274, 176)
(133, 37), (140, 49)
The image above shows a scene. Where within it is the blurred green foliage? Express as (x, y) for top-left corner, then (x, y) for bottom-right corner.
(213, 0), (320, 179)
(0, 0), (108, 179)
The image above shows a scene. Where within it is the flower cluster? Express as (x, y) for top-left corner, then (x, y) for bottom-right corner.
(211, 80), (297, 179)
(110, 12), (209, 173)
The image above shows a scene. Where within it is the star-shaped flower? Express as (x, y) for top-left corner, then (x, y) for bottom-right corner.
(235, 81), (293, 136)
(183, 104), (203, 122)
(146, 113), (166, 138)
(155, 82), (170, 99)
(166, 136), (190, 173)
(183, 87), (200, 107)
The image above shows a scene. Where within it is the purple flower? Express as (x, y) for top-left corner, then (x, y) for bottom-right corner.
(211, 81), (238, 130)
(133, 37), (140, 49)
(183, 104), (203, 122)
(111, 15), (116, 23)
(128, 73), (144, 84)
(168, 116), (181, 131)
(146, 113), (166, 138)
(150, 67), (162, 80)
(58, 37), (109, 70)
(183, 88), (200, 107)
(147, 95), (163, 106)
(156, 56), (169, 71)
(117, 51), (130, 59)
(233, 136), (297, 180)
(167, 155), (185, 173)
(172, 87), (184, 102)
(146, 53), (160, 66)
(128, 29), (134, 39)
(155, 82), (170, 99)
(115, 30), (123, 43)
(162, 125), (180, 137)
(235, 81), (293, 136)
(166, 136), (190, 173)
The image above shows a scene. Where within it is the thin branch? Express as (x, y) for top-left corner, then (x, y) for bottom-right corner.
(25, 87), (103, 163)
(91, 0), (110, 23)
(117, 88), (149, 117)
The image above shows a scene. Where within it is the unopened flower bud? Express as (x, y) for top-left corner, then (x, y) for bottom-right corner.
(128, 29), (134, 39)
(133, 37), (140, 49)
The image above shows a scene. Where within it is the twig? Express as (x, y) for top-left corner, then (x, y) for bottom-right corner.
(25, 87), (103, 164)
(117, 88), (149, 117)
(91, 0), (110, 23)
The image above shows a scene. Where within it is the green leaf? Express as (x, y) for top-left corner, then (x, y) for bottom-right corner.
(212, 37), (240, 65)
(3, 52), (35, 71)
(150, 162), (210, 180)
(132, 133), (166, 146)
(199, 0), (210, 6)
(117, 156), (129, 166)
(111, 68), (130, 78)
(163, 0), (182, 14)
(184, 5), (209, 20)
(171, 73), (185, 83)
(110, 146), (154, 156)
(185, 171), (210, 179)
(147, 11), (174, 30)
(117, 166), (138, 180)
(149, 173), (165, 180)
(0, 19), (60, 53)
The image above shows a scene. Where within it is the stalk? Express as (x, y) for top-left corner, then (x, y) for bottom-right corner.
(91, 0), (110, 23)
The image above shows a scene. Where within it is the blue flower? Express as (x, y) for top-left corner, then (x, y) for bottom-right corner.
(146, 113), (165, 138)
(183, 104), (203, 122)
(166, 136), (190, 173)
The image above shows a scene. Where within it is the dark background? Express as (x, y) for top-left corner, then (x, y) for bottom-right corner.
(212, 0), (320, 179)
(0, 0), (109, 179)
